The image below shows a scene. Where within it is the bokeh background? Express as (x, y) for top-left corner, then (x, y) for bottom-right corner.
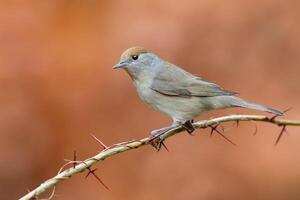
(1, 1), (300, 199)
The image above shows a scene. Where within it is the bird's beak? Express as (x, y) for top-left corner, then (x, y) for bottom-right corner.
(113, 61), (128, 69)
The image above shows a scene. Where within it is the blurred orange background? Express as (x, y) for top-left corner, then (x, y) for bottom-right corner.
(1, 1), (300, 200)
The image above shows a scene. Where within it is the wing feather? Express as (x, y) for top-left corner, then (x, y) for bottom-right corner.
(150, 62), (237, 97)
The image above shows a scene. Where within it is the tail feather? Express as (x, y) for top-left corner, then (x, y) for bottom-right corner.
(231, 97), (283, 116)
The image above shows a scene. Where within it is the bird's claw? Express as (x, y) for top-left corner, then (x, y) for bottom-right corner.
(182, 120), (195, 135)
(150, 138), (169, 152)
(149, 129), (170, 152)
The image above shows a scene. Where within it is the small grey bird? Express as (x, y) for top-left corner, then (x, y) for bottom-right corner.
(114, 46), (282, 145)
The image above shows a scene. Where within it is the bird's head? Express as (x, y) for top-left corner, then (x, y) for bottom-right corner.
(113, 46), (160, 80)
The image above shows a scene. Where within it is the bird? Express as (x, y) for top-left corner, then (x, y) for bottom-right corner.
(113, 46), (283, 149)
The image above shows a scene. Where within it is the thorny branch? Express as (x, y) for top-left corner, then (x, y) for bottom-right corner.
(20, 114), (300, 200)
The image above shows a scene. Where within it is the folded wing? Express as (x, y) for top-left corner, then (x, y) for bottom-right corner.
(150, 61), (236, 97)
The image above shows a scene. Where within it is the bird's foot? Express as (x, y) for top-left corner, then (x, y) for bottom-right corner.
(149, 126), (174, 151)
(150, 139), (169, 152)
(182, 120), (195, 135)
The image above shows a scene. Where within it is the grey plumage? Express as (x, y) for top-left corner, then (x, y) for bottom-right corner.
(150, 61), (237, 97)
(114, 46), (283, 126)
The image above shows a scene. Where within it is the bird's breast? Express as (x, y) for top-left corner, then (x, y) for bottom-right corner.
(133, 80), (155, 105)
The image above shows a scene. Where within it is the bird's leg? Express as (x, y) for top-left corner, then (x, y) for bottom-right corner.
(149, 120), (195, 151)
(149, 125), (178, 151)
(150, 126), (176, 138)
(181, 120), (195, 135)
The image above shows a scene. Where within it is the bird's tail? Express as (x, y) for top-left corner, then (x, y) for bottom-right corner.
(231, 97), (283, 116)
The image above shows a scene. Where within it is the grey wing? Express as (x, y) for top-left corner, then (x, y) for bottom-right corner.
(150, 62), (237, 97)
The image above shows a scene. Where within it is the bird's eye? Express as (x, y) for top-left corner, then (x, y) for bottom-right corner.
(131, 55), (139, 60)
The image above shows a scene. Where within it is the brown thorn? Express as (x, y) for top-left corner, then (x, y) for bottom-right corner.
(253, 124), (258, 136)
(86, 167), (111, 191)
(61, 158), (112, 191)
(86, 167), (97, 178)
(275, 125), (287, 146)
(210, 126), (214, 137)
(73, 150), (77, 168)
(209, 125), (236, 146)
(90, 133), (108, 149)
(161, 141), (169, 152)
(150, 139), (169, 152)
(236, 120), (240, 128)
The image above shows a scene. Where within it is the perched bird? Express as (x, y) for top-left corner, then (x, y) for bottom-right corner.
(114, 46), (282, 148)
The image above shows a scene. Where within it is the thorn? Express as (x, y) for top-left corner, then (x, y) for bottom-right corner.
(253, 124), (258, 136)
(236, 120), (240, 128)
(161, 141), (169, 152)
(73, 150), (77, 168)
(149, 136), (169, 152)
(61, 156), (111, 191)
(86, 167), (110, 191)
(275, 125), (287, 145)
(90, 133), (108, 149)
(209, 125), (236, 146)
(210, 127), (214, 137)
(86, 167), (97, 178)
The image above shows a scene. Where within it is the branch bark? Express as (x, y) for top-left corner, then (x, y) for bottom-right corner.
(19, 114), (300, 200)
